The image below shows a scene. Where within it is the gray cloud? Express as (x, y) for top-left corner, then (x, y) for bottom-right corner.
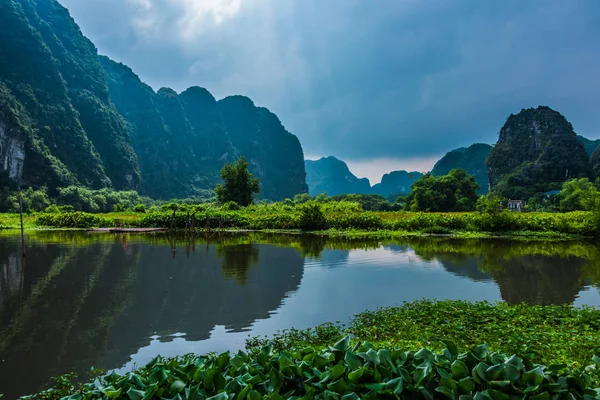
(61, 0), (600, 164)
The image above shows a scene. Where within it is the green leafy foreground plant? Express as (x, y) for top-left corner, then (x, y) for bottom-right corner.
(249, 301), (600, 377)
(21, 338), (600, 399)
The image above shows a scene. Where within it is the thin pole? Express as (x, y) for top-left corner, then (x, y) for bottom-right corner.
(18, 188), (25, 258)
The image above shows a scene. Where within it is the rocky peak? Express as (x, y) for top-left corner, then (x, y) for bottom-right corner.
(486, 106), (591, 198)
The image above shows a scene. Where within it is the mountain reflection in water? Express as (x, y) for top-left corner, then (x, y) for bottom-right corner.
(0, 232), (598, 398)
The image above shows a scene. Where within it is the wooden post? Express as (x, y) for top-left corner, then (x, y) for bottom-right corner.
(170, 208), (177, 231)
(18, 188), (25, 258)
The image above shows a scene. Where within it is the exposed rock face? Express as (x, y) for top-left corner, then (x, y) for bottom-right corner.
(431, 144), (492, 194)
(305, 156), (370, 196)
(371, 170), (423, 199)
(486, 106), (592, 198)
(0, 122), (25, 181)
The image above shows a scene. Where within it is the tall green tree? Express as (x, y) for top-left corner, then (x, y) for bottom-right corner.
(215, 157), (260, 206)
(559, 178), (600, 212)
(405, 168), (479, 212)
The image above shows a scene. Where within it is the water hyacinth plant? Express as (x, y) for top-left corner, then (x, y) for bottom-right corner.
(22, 337), (600, 399)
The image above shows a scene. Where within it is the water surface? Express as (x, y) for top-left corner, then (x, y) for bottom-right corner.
(1, 232), (599, 398)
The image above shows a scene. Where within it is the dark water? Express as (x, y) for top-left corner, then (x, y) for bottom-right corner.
(1, 232), (599, 398)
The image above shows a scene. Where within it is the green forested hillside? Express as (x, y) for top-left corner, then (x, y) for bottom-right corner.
(217, 96), (308, 201)
(431, 143), (492, 194)
(577, 135), (600, 157)
(0, 0), (112, 189)
(0, 0), (308, 201)
(371, 170), (423, 199)
(486, 106), (592, 199)
(304, 156), (370, 196)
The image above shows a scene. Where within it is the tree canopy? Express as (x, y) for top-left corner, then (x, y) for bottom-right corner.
(405, 168), (479, 212)
(215, 156), (260, 206)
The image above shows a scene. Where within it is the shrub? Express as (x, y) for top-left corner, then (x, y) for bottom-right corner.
(133, 204), (146, 213)
(299, 203), (327, 230)
(25, 338), (600, 399)
(476, 194), (505, 214)
(221, 201), (241, 211)
(36, 212), (110, 228)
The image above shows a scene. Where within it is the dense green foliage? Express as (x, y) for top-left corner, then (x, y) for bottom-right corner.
(254, 301), (600, 383)
(486, 106), (592, 199)
(475, 194), (505, 215)
(298, 202), (328, 230)
(305, 156), (371, 196)
(23, 340), (600, 400)
(405, 169), (479, 212)
(431, 144), (492, 195)
(26, 203), (600, 237)
(325, 194), (402, 211)
(0, 186), (154, 213)
(21, 301), (600, 399)
(352, 302), (600, 371)
(558, 178), (600, 212)
(215, 157), (260, 207)
(0, 0), (139, 190)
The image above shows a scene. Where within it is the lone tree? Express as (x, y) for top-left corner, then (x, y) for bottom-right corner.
(215, 156), (260, 206)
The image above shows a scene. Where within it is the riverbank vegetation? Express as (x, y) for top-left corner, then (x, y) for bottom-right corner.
(20, 301), (600, 399)
(2, 165), (600, 237)
(0, 204), (596, 238)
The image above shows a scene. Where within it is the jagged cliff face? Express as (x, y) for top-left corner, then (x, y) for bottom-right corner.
(0, 0), (308, 200)
(486, 106), (592, 198)
(101, 60), (307, 200)
(432, 143), (492, 194)
(217, 96), (308, 200)
(305, 156), (370, 196)
(0, 121), (25, 182)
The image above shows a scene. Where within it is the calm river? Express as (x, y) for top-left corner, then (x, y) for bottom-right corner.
(1, 232), (599, 398)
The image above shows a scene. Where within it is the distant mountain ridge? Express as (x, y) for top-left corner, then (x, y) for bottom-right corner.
(371, 170), (423, 199)
(305, 157), (422, 199)
(306, 127), (600, 201)
(305, 157), (370, 196)
(577, 135), (600, 157)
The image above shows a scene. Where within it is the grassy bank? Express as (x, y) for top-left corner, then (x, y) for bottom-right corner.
(21, 301), (600, 399)
(1, 202), (599, 238)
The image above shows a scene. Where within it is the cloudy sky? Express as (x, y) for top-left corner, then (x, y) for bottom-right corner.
(60, 0), (600, 183)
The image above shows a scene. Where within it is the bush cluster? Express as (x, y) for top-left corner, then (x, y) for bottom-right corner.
(32, 204), (600, 236)
(36, 212), (113, 228)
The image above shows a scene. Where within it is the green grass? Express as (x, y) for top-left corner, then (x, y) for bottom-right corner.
(1, 205), (597, 239)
